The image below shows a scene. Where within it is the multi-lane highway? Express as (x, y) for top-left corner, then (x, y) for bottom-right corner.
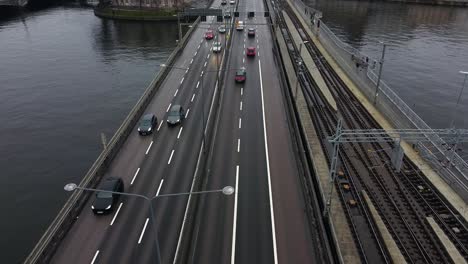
(49, 0), (318, 262)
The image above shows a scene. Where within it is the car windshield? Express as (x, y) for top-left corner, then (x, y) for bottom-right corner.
(169, 110), (179, 116)
(236, 70), (244, 75)
(97, 191), (112, 199)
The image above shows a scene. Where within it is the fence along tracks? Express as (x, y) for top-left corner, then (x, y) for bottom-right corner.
(277, 1), (468, 263)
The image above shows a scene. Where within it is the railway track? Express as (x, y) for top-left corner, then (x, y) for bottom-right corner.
(276, 1), (468, 263)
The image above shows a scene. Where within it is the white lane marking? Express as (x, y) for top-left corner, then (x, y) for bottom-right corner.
(243, 50), (245, 55)
(110, 202), (123, 226)
(243, 44), (245, 49)
(207, 54), (210, 59)
(243, 58), (245, 64)
(186, 108), (190, 118)
(194, 51), (198, 56)
(180, 78), (184, 84)
(157, 121), (163, 131)
(138, 218), (150, 244)
(257, 45), (259, 49)
(238, 118), (242, 129)
(174, 89), (179, 97)
(166, 103), (172, 112)
(257, 39), (259, 43)
(91, 250), (100, 264)
(237, 139), (240, 152)
(204, 61), (207, 67)
(196, 81), (200, 88)
(259, 60), (279, 263)
(185, 69), (189, 74)
(210, 47), (213, 52)
(168, 149), (175, 164)
(201, 71), (204, 77)
(190, 58), (194, 64)
(145, 141), (153, 155)
(241, 88), (243, 96)
(240, 101), (243, 111)
(191, 93), (196, 102)
(156, 179), (164, 196)
(131, 168), (141, 185)
(198, 44), (201, 49)
(200, 39), (203, 44)
(231, 165), (240, 264)
(258, 51), (260, 57)
(177, 127), (183, 139)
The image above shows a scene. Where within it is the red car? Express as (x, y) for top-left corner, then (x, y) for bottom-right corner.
(246, 47), (256, 57)
(235, 68), (247, 83)
(205, 30), (214, 40)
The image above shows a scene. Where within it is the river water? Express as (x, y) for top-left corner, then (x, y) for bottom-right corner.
(0, 5), (177, 262)
(0, 1), (467, 263)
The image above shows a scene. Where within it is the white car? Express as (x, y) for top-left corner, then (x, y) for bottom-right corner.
(218, 26), (226, 33)
(229, 0), (235, 4)
(236, 21), (244, 31)
(212, 42), (222, 53)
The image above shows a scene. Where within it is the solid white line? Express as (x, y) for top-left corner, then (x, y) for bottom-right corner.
(91, 250), (99, 264)
(190, 58), (194, 64)
(204, 61), (207, 67)
(177, 127), (183, 139)
(240, 101), (243, 111)
(259, 60), (279, 263)
(156, 179), (164, 196)
(238, 118), (242, 129)
(196, 81), (200, 88)
(157, 121), (163, 131)
(131, 168), (141, 185)
(110, 203), (123, 226)
(186, 108), (190, 118)
(191, 93), (196, 102)
(230, 165), (240, 264)
(180, 78), (184, 84)
(145, 141), (153, 155)
(174, 89), (179, 97)
(168, 149), (175, 164)
(166, 103), (172, 112)
(241, 88), (243, 96)
(138, 218), (150, 244)
(237, 139), (240, 152)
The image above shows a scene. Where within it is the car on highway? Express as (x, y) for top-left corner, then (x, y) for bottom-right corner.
(218, 25), (226, 33)
(248, 28), (255, 37)
(213, 42), (222, 53)
(236, 21), (244, 31)
(224, 12), (231, 18)
(235, 67), (247, 83)
(205, 30), (214, 40)
(246, 47), (256, 57)
(229, 0), (235, 4)
(167, 105), (185, 126)
(138, 113), (157, 135)
(91, 177), (123, 215)
(221, 0), (227, 4)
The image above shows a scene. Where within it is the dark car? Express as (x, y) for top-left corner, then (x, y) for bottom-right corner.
(248, 28), (255, 37)
(224, 12), (231, 18)
(167, 105), (185, 126)
(235, 67), (247, 83)
(138, 114), (157, 135)
(92, 177), (124, 215)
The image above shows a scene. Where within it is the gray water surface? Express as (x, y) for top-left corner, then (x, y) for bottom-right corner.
(312, 0), (468, 129)
(0, 6), (177, 262)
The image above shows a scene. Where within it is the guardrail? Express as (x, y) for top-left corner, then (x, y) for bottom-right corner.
(292, 0), (468, 201)
(24, 17), (201, 264)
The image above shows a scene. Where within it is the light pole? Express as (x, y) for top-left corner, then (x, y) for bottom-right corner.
(63, 183), (234, 264)
(295, 41), (308, 100)
(450, 71), (468, 128)
(373, 41), (386, 105)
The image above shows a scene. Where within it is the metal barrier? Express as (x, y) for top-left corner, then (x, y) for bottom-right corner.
(24, 17), (201, 264)
(291, 0), (468, 200)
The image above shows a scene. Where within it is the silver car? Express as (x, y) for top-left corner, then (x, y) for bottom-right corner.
(218, 25), (226, 33)
(212, 42), (222, 53)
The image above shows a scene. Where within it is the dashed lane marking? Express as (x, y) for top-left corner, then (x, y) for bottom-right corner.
(110, 203), (123, 226)
(130, 168), (141, 185)
(137, 218), (150, 244)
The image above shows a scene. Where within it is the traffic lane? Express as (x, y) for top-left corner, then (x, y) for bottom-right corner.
(188, 33), (245, 264)
(92, 41), (222, 263)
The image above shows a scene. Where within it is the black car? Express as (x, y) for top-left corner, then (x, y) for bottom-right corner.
(92, 177), (124, 215)
(167, 105), (185, 126)
(248, 28), (255, 37)
(138, 114), (157, 135)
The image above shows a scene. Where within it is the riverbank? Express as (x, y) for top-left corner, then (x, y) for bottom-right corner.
(94, 6), (179, 21)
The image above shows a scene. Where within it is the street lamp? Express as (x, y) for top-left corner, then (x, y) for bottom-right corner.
(373, 41), (386, 105)
(450, 71), (468, 128)
(295, 41), (308, 100)
(63, 183), (234, 264)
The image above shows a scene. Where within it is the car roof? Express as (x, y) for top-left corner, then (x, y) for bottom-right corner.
(170, 104), (181, 111)
(248, 47), (255, 50)
(142, 114), (154, 120)
(248, 28), (255, 30)
(100, 177), (119, 190)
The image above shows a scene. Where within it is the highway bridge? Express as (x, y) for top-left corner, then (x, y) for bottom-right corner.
(24, 0), (468, 262)
(0, 0), (27, 7)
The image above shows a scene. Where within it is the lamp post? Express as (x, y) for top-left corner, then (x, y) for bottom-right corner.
(294, 41), (308, 100)
(63, 183), (234, 264)
(373, 41), (386, 105)
(450, 71), (468, 128)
